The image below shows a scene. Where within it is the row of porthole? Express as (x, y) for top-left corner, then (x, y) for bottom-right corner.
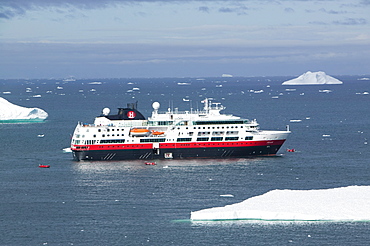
(97, 128), (125, 132)
(92, 134), (125, 138)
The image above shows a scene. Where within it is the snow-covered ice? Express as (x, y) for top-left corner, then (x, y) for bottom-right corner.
(191, 186), (370, 221)
(282, 71), (343, 85)
(0, 97), (48, 122)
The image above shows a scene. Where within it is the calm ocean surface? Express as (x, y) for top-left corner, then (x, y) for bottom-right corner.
(1, 76), (370, 245)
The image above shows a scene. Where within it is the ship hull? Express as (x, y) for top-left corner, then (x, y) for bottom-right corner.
(72, 140), (286, 161)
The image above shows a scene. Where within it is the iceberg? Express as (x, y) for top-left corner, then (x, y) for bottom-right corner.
(282, 71), (343, 85)
(190, 186), (370, 222)
(0, 97), (48, 123)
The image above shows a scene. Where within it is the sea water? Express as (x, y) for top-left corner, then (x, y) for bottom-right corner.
(1, 76), (370, 245)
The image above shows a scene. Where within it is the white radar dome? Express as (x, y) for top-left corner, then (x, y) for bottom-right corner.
(152, 102), (160, 110)
(102, 107), (110, 116)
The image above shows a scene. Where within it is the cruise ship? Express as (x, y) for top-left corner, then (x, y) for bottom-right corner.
(70, 99), (290, 161)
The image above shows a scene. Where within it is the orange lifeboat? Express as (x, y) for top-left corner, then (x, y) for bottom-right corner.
(130, 128), (150, 136)
(151, 130), (165, 135)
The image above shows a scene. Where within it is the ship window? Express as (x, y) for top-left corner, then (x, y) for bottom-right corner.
(98, 129), (101, 132)
(188, 132), (194, 136)
(107, 129), (110, 132)
(177, 138), (192, 142)
(225, 137), (238, 141)
(197, 137), (209, 141)
(226, 131), (239, 135)
(101, 139), (125, 144)
(112, 129), (114, 131)
(245, 136), (253, 140)
(102, 134), (105, 137)
(211, 137), (223, 141)
(93, 135), (96, 138)
(140, 138), (166, 143)
(197, 132), (210, 136)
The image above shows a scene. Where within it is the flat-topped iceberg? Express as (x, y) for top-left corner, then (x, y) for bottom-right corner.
(0, 97), (48, 123)
(282, 71), (343, 85)
(191, 186), (370, 222)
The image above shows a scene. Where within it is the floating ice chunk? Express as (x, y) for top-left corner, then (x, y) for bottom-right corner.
(289, 119), (302, 123)
(282, 71), (343, 85)
(220, 194), (234, 198)
(319, 89), (332, 93)
(0, 97), (48, 123)
(191, 186), (370, 222)
(221, 74), (233, 77)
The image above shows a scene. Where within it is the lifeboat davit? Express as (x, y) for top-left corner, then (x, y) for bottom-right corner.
(130, 128), (150, 136)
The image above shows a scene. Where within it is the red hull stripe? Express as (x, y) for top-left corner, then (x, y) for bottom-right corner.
(71, 140), (286, 151)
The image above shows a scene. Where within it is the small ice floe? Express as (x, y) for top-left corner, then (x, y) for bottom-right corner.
(183, 98), (190, 102)
(300, 93), (305, 96)
(319, 89), (332, 93)
(177, 82), (191, 86)
(290, 119), (302, 123)
(88, 82), (102, 84)
(216, 84), (223, 88)
(37, 134), (45, 138)
(33, 95), (42, 98)
(90, 89), (96, 92)
(132, 87), (140, 91)
(271, 96), (279, 99)
(163, 165), (169, 169)
(220, 194), (234, 198)
(285, 89), (296, 92)
(322, 134), (331, 137)
(254, 90), (264, 94)
(57, 86), (63, 90)
(26, 88), (32, 93)
(363, 92), (369, 95)
(358, 77), (370, 81)
(2, 91), (11, 94)
(221, 74), (233, 78)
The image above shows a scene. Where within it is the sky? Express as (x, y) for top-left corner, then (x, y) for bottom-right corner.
(1, 0), (370, 79)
